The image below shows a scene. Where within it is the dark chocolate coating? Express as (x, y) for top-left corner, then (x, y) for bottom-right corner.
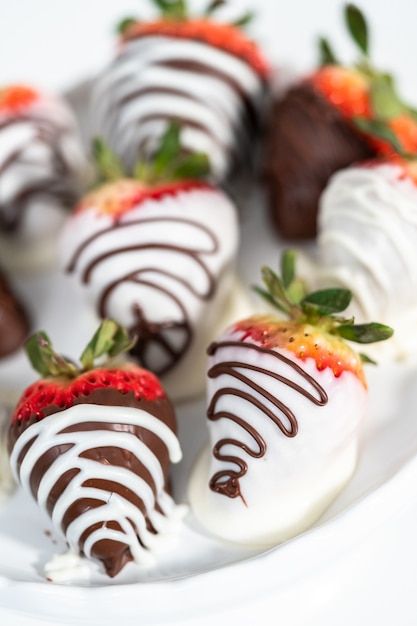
(262, 83), (376, 239)
(0, 269), (30, 357)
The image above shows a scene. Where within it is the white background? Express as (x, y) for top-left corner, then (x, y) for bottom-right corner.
(1, 1), (417, 624)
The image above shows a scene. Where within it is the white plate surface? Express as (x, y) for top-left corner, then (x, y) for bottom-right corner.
(2, 1), (417, 624)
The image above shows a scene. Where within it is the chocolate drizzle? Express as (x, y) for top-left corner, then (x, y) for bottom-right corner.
(9, 388), (180, 577)
(0, 116), (79, 233)
(206, 340), (328, 502)
(94, 36), (266, 178)
(66, 215), (219, 376)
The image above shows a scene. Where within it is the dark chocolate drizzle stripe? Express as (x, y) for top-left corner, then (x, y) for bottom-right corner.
(67, 215), (219, 375)
(0, 116), (78, 232)
(206, 340), (328, 502)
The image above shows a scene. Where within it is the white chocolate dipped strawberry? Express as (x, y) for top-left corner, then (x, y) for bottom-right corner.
(316, 154), (417, 360)
(8, 320), (185, 580)
(91, 0), (270, 182)
(0, 85), (88, 272)
(189, 251), (393, 545)
(60, 124), (248, 401)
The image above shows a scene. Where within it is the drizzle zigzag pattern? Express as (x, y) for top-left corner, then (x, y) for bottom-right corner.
(10, 405), (182, 565)
(207, 341), (328, 501)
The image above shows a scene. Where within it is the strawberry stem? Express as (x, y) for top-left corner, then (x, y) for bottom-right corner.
(93, 122), (211, 185)
(26, 320), (137, 379)
(254, 251), (394, 350)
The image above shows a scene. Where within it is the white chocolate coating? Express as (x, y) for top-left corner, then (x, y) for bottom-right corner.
(0, 92), (89, 272)
(10, 404), (185, 573)
(91, 36), (265, 181)
(59, 187), (244, 400)
(316, 163), (417, 360)
(189, 327), (366, 545)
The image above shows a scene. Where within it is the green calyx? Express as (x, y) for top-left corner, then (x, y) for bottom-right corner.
(319, 3), (417, 146)
(116, 0), (254, 34)
(93, 121), (210, 186)
(26, 319), (136, 379)
(253, 250), (394, 353)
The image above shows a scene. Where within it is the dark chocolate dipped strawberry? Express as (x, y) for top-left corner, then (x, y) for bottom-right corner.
(8, 319), (184, 579)
(189, 250), (393, 545)
(91, 0), (270, 182)
(60, 124), (243, 401)
(0, 267), (30, 358)
(263, 3), (417, 239)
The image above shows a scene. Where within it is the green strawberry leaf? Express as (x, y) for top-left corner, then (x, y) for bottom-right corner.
(153, 121), (182, 175)
(204, 0), (226, 15)
(152, 0), (187, 19)
(301, 288), (352, 315)
(353, 117), (405, 153)
(92, 137), (126, 183)
(369, 75), (407, 120)
(345, 3), (369, 56)
(26, 332), (78, 378)
(116, 17), (138, 34)
(260, 266), (293, 316)
(80, 319), (134, 369)
(232, 10), (255, 28)
(318, 36), (338, 66)
(254, 251), (394, 349)
(133, 122), (211, 183)
(359, 352), (377, 365)
(281, 249), (296, 289)
(171, 152), (211, 180)
(108, 325), (137, 358)
(337, 322), (394, 344)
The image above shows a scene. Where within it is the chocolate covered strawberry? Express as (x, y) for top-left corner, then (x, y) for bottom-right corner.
(8, 319), (184, 579)
(189, 251), (393, 545)
(263, 3), (417, 239)
(91, 0), (270, 182)
(316, 152), (417, 361)
(0, 265), (30, 358)
(0, 84), (88, 271)
(60, 124), (245, 402)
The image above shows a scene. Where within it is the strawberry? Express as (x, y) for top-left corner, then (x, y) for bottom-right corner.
(263, 3), (417, 240)
(189, 251), (393, 545)
(0, 85), (39, 114)
(92, 0), (269, 182)
(120, 16), (270, 79)
(316, 152), (417, 362)
(8, 319), (184, 579)
(309, 4), (417, 157)
(0, 83), (88, 273)
(60, 123), (240, 401)
(0, 266), (30, 358)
